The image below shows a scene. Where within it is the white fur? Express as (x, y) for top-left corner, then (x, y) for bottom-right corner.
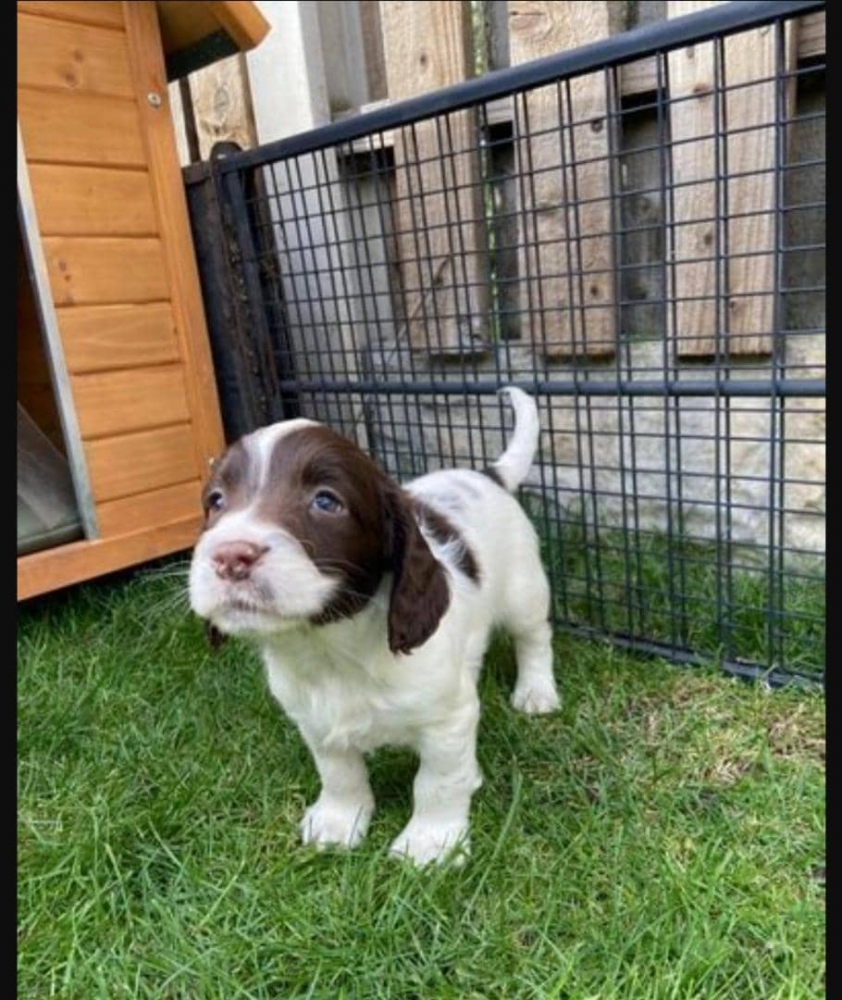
(189, 387), (560, 865)
(189, 419), (335, 635)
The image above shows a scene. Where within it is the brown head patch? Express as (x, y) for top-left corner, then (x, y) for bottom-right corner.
(258, 426), (391, 624)
(201, 441), (255, 530)
(198, 424), (451, 653)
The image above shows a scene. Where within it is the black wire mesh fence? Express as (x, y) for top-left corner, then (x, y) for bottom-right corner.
(186, 0), (825, 688)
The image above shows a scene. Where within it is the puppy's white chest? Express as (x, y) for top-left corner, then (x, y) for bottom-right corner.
(262, 644), (420, 752)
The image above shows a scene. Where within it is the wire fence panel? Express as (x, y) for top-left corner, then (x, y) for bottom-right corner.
(189, 0), (825, 688)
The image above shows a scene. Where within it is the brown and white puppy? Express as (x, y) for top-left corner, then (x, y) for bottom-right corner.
(189, 387), (559, 865)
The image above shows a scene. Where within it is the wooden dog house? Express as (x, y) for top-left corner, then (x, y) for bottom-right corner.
(17, 1), (269, 600)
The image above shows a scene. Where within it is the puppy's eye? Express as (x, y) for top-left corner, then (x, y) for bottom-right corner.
(207, 489), (225, 513)
(311, 490), (343, 514)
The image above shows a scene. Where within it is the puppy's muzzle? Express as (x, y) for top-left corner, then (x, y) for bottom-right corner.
(212, 541), (269, 582)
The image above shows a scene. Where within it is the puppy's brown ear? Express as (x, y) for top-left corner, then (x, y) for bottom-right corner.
(204, 621), (228, 650)
(382, 484), (450, 655)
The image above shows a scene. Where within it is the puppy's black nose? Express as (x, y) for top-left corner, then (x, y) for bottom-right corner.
(212, 541), (268, 581)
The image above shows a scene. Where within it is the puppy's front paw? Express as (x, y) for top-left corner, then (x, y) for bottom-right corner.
(511, 679), (561, 715)
(300, 795), (373, 850)
(389, 819), (470, 867)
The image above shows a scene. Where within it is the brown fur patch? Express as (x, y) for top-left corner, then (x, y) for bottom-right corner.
(199, 425), (451, 653)
(413, 500), (480, 584)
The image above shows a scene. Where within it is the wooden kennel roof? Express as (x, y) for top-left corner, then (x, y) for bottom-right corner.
(156, 1), (271, 79)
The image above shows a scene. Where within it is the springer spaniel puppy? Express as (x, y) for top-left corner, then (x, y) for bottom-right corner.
(189, 387), (559, 865)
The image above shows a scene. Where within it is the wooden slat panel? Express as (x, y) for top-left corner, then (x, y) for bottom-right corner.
(29, 165), (157, 236)
(72, 365), (190, 439)
(18, 88), (145, 166)
(43, 237), (169, 306)
(380, 1), (489, 354)
(86, 423), (199, 502)
(668, 1), (797, 358)
(188, 53), (257, 160)
(18, 517), (201, 601)
(96, 479), (201, 537)
(509, 1), (616, 358)
(799, 11), (825, 60)
(621, 58), (660, 98)
(603, 8), (817, 101)
(17, 2), (124, 30)
(58, 302), (180, 373)
(17, 12), (133, 97)
(123, 2), (225, 473)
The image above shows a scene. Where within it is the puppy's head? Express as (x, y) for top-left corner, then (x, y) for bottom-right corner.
(189, 420), (449, 653)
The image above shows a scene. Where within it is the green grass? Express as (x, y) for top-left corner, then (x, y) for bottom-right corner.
(18, 566), (824, 999)
(523, 496), (826, 681)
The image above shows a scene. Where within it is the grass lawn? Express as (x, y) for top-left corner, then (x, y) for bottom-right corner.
(524, 496), (826, 684)
(18, 565), (825, 999)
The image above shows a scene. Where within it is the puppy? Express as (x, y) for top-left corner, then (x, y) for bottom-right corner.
(189, 387), (560, 865)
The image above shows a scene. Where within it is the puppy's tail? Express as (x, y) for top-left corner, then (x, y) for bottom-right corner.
(484, 387), (540, 492)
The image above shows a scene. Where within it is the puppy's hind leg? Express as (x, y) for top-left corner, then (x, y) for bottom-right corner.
(505, 557), (560, 716)
(511, 617), (560, 715)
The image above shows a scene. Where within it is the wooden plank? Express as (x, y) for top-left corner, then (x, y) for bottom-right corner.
(17, 2), (124, 30)
(72, 365), (191, 439)
(167, 79), (192, 166)
(96, 480), (202, 538)
(484, 0), (511, 70)
(381, 1), (488, 354)
(29, 165), (157, 236)
(122, 1), (225, 476)
(85, 423), (199, 502)
(798, 11), (825, 60)
(618, 0), (663, 96)
(17, 11), (134, 97)
(621, 58), (660, 98)
(588, 28), (819, 101)
(17, 516), (201, 600)
(782, 61), (825, 338)
(360, 0), (387, 100)
(509, 1), (616, 358)
(548, 4), (813, 102)
(335, 9), (824, 115)
(187, 53), (257, 159)
(43, 237), (169, 306)
(667, 1), (797, 358)
(58, 302), (180, 373)
(18, 88), (145, 166)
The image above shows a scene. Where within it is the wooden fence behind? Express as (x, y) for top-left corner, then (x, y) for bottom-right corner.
(170, 0), (825, 361)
